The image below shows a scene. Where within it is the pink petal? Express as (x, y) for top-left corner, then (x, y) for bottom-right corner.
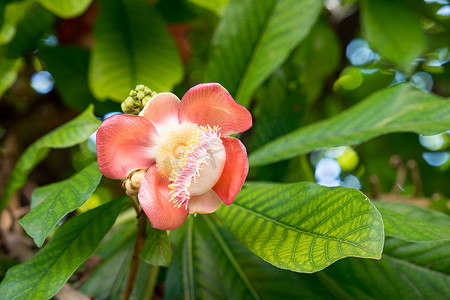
(97, 114), (158, 179)
(139, 92), (181, 134)
(179, 83), (252, 136)
(213, 137), (248, 205)
(139, 165), (188, 230)
(188, 190), (223, 214)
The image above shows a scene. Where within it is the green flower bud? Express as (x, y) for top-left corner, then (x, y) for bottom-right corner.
(125, 97), (134, 107)
(121, 102), (129, 113)
(142, 96), (152, 107)
(137, 91), (145, 100)
(121, 84), (156, 115)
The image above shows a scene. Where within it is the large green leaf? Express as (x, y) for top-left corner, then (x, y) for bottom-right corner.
(0, 55), (21, 97)
(361, 0), (425, 73)
(205, 0), (323, 107)
(0, 105), (101, 212)
(36, 0), (92, 18)
(323, 243), (450, 299)
(165, 215), (334, 300)
(0, 0), (32, 44)
(249, 84), (450, 167)
(384, 237), (450, 275)
(187, 0), (229, 15)
(0, 2), (55, 58)
(80, 217), (136, 299)
(0, 197), (128, 300)
(39, 46), (97, 110)
(375, 201), (450, 243)
(216, 182), (384, 273)
(140, 226), (171, 267)
(89, 0), (182, 101)
(19, 162), (102, 247)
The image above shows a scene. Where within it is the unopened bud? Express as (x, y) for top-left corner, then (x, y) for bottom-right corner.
(121, 84), (156, 115)
(142, 96), (152, 107)
(131, 170), (145, 189)
(137, 91), (145, 100)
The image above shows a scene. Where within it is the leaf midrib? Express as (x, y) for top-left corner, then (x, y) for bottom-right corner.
(383, 254), (450, 279)
(249, 118), (450, 165)
(204, 216), (261, 300)
(234, 0), (278, 102)
(231, 202), (377, 255)
(17, 207), (107, 299)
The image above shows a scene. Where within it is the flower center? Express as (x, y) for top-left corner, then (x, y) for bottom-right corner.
(167, 125), (225, 209)
(154, 122), (198, 177)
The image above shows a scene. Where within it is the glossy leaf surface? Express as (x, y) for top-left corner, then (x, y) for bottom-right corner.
(0, 197), (128, 300)
(89, 0), (182, 101)
(36, 0), (92, 18)
(217, 182), (384, 273)
(0, 106), (100, 212)
(205, 0), (322, 106)
(249, 84), (450, 167)
(375, 201), (450, 242)
(19, 162), (102, 247)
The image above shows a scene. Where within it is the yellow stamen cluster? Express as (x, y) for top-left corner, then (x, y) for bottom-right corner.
(153, 122), (198, 177)
(168, 125), (222, 209)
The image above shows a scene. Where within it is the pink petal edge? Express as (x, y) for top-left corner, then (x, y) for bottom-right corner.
(213, 137), (249, 205)
(139, 92), (181, 134)
(179, 83), (252, 136)
(188, 190), (223, 214)
(97, 114), (158, 179)
(139, 166), (189, 230)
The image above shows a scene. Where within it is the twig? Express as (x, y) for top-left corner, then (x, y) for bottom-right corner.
(120, 198), (147, 300)
(129, 195), (141, 215)
(389, 155), (406, 194)
(407, 159), (422, 197)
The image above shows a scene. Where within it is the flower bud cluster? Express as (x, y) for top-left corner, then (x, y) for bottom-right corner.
(121, 84), (156, 115)
(122, 169), (146, 196)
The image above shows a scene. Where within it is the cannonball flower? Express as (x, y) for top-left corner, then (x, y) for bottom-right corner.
(97, 83), (252, 230)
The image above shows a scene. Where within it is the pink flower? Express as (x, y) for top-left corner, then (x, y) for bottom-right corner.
(97, 83), (252, 230)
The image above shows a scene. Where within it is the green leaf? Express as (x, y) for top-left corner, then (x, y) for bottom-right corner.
(165, 215), (334, 300)
(375, 201), (450, 243)
(249, 84), (450, 167)
(384, 237), (450, 275)
(36, 0), (92, 18)
(140, 226), (171, 267)
(80, 217), (136, 299)
(19, 162), (102, 247)
(0, 105), (101, 212)
(323, 246), (450, 299)
(216, 182), (384, 273)
(205, 0), (323, 106)
(0, 197), (128, 300)
(187, 0), (229, 15)
(0, 2), (55, 58)
(39, 46), (120, 114)
(0, 55), (21, 96)
(0, 0), (32, 45)
(361, 0), (425, 73)
(39, 46), (97, 109)
(89, 0), (183, 101)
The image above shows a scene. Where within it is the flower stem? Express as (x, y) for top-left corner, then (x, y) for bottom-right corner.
(120, 199), (147, 300)
(129, 195), (141, 215)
